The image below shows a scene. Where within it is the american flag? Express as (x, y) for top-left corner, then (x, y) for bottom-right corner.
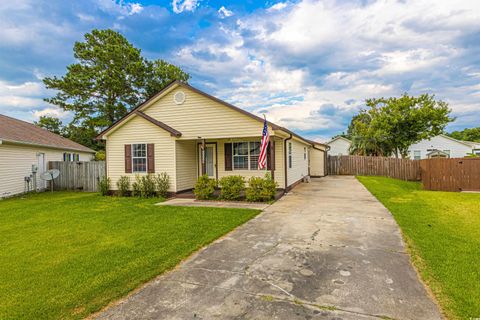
(258, 117), (269, 169)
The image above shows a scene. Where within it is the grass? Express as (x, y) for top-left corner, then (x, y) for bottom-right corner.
(0, 192), (259, 320)
(357, 176), (480, 320)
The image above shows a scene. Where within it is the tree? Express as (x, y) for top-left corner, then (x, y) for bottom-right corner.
(43, 29), (190, 149)
(34, 116), (64, 135)
(448, 127), (480, 142)
(349, 94), (453, 158)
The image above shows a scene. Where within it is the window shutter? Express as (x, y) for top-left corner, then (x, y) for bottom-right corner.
(125, 144), (132, 173)
(224, 143), (232, 171)
(267, 141), (275, 170)
(147, 143), (155, 173)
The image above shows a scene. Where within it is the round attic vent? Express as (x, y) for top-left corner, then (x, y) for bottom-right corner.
(173, 91), (186, 105)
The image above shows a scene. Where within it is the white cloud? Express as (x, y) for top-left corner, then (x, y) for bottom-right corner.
(218, 6), (233, 18)
(172, 0), (199, 14)
(176, 0), (480, 138)
(267, 2), (288, 12)
(97, 0), (143, 16)
(32, 108), (70, 120)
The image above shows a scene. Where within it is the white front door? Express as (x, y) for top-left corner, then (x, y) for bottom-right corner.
(37, 153), (46, 190)
(199, 144), (217, 179)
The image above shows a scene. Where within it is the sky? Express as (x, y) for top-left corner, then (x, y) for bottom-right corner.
(0, 0), (479, 142)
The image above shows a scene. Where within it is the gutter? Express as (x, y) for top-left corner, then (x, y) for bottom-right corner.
(284, 133), (293, 190)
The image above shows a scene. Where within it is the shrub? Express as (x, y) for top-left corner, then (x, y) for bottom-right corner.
(116, 176), (130, 197)
(219, 175), (245, 200)
(194, 174), (216, 200)
(132, 175), (141, 197)
(95, 151), (106, 161)
(98, 176), (111, 196)
(154, 172), (170, 197)
(245, 173), (278, 202)
(140, 174), (157, 198)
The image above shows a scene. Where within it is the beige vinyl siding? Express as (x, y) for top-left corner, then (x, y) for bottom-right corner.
(310, 148), (325, 176)
(287, 138), (310, 186)
(0, 143), (92, 198)
(175, 140), (197, 191)
(106, 116), (177, 192)
(143, 87), (268, 139)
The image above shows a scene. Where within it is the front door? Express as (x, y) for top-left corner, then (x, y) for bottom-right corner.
(198, 144), (217, 179)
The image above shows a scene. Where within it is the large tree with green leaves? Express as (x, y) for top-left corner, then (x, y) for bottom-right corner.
(447, 127), (480, 142)
(43, 29), (189, 148)
(34, 116), (64, 135)
(349, 94), (453, 158)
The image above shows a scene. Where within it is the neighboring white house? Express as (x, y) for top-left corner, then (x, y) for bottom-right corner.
(327, 136), (351, 156)
(407, 134), (476, 159)
(0, 114), (95, 198)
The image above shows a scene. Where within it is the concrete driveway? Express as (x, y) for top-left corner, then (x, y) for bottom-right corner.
(96, 176), (442, 320)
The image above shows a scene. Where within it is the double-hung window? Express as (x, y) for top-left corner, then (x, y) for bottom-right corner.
(132, 144), (147, 172)
(233, 141), (264, 170)
(288, 142), (292, 168)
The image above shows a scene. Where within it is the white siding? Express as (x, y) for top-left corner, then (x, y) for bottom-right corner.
(106, 116), (177, 192)
(407, 135), (473, 159)
(327, 138), (351, 156)
(0, 143), (92, 198)
(287, 138), (310, 186)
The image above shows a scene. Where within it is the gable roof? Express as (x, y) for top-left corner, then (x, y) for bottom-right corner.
(96, 80), (324, 147)
(134, 111), (182, 137)
(0, 114), (95, 153)
(437, 134), (476, 148)
(327, 136), (351, 145)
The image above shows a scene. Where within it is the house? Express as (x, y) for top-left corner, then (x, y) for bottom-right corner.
(407, 134), (476, 159)
(0, 114), (95, 198)
(97, 81), (328, 193)
(327, 136), (351, 156)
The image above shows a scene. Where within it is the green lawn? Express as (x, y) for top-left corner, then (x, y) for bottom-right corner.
(0, 192), (259, 320)
(357, 176), (480, 320)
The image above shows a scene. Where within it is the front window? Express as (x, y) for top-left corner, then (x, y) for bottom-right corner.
(233, 141), (265, 170)
(132, 144), (147, 172)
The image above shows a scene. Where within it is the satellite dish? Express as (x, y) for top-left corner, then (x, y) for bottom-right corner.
(40, 169), (60, 181)
(40, 169), (60, 192)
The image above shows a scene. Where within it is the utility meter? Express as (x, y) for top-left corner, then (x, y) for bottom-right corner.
(32, 164), (38, 173)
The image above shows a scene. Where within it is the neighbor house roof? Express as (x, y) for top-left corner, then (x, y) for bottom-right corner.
(327, 136), (351, 145)
(0, 114), (95, 153)
(438, 134), (477, 148)
(96, 80), (325, 148)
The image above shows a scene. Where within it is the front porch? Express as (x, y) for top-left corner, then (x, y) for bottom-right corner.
(174, 136), (285, 193)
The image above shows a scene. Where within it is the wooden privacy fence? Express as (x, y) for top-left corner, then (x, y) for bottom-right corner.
(327, 155), (421, 181)
(48, 161), (106, 192)
(420, 158), (480, 192)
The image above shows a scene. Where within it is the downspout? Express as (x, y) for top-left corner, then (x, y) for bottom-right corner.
(284, 134), (293, 190)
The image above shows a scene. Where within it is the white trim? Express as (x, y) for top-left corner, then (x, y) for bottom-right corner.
(132, 143), (148, 173)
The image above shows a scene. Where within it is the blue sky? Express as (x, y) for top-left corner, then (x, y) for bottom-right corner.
(0, 0), (479, 142)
